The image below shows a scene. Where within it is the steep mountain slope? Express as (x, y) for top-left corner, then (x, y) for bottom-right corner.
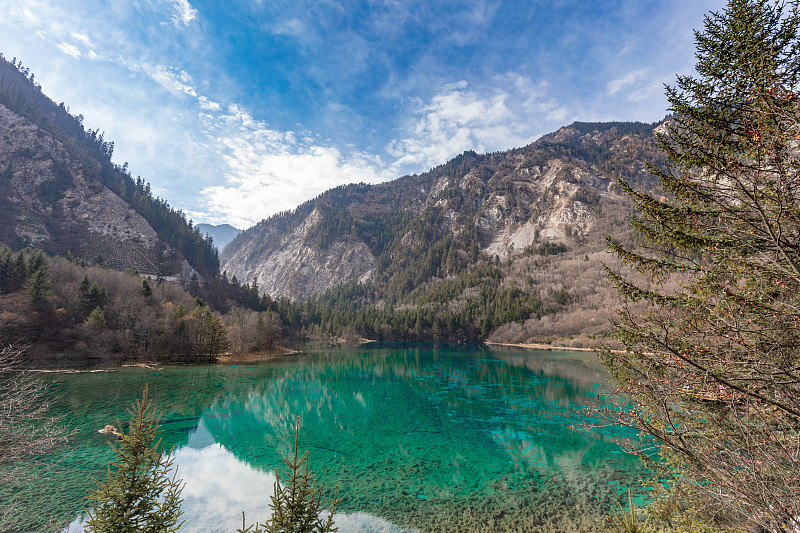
(222, 120), (665, 343)
(223, 121), (662, 299)
(0, 56), (218, 279)
(0, 103), (182, 276)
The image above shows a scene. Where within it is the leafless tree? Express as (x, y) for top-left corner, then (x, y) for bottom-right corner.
(0, 344), (71, 529)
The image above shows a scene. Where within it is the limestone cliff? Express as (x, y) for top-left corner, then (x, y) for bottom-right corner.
(222, 121), (663, 302)
(222, 208), (375, 301)
(0, 103), (193, 276)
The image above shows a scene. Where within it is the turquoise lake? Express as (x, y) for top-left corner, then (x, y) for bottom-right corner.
(3, 344), (651, 532)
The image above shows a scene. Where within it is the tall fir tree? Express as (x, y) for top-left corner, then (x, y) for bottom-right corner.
(85, 387), (184, 533)
(600, 0), (800, 530)
(24, 264), (51, 308)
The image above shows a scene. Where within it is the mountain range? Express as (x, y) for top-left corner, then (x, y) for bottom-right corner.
(223, 121), (663, 301)
(0, 55), (665, 345)
(219, 120), (664, 344)
(197, 223), (242, 252)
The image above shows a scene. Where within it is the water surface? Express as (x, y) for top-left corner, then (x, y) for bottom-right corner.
(3, 344), (650, 532)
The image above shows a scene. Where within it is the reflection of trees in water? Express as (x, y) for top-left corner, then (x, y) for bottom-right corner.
(490, 348), (610, 385)
(196, 346), (647, 532)
(8, 346), (648, 533)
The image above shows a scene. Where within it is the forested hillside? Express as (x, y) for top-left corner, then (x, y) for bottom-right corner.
(0, 244), (281, 363)
(223, 121), (667, 345)
(0, 55), (219, 278)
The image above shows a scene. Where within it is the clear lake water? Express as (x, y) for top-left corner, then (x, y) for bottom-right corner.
(1, 343), (652, 532)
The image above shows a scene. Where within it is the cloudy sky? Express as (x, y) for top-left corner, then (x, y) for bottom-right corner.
(1, 0), (725, 228)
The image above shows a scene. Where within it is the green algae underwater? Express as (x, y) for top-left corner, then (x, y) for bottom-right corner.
(3, 344), (652, 533)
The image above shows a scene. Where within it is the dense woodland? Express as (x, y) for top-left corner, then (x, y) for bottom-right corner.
(0, 245), (279, 363)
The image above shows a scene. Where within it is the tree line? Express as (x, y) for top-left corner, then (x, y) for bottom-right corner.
(0, 245), (281, 363)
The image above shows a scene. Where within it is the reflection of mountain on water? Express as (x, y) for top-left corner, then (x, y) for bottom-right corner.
(23, 345), (650, 533)
(193, 345), (646, 531)
(489, 347), (610, 386)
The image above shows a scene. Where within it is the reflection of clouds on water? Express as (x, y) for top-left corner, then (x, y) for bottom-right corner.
(335, 512), (422, 533)
(176, 422), (277, 533)
(64, 419), (411, 533)
(173, 420), (415, 533)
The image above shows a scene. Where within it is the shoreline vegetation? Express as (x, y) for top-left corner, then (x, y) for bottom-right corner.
(1, 242), (616, 373)
(21, 340), (605, 373)
(23, 346), (297, 371)
(486, 341), (603, 353)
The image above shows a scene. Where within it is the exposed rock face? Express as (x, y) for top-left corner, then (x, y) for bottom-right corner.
(0, 103), (191, 276)
(223, 209), (375, 301)
(222, 121), (662, 301)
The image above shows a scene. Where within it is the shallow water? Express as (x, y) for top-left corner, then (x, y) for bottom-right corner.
(3, 344), (651, 532)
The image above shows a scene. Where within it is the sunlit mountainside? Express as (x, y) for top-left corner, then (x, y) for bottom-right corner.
(222, 121), (666, 344)
(1, 54), (666, 346)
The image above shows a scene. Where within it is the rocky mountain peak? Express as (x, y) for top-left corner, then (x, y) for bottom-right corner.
(221, 120), (663, 302)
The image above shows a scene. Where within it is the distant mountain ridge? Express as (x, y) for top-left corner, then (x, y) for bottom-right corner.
(197, 223), (241, 252)
(222, 120), (662, 300)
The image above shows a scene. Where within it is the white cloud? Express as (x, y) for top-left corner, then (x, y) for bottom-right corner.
(70, 32), (91, 46)
(387, 77), (565, 174)
(56, 42), (81, 58)
(168, 0), (197, 26)
(142, 64), (198, 98)
(193, 105), (393, 227)
(606, 68), (650, 96)
(12, 6), (39, 25)
(198, 96), (222, 111)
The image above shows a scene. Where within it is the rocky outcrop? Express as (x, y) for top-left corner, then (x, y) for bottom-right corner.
(221, 121), (663, 301)
(223, 208), (375, 301)
(0, 103), (193, 276)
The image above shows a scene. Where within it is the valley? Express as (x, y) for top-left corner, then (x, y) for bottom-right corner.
(0, 53), (665, 352)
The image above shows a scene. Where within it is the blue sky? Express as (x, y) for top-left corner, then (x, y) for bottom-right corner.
(1, 0), (725, 228)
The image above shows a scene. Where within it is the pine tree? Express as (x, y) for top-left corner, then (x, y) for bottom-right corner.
(191, 305), (229, 362)
(141, 277), (153, 298)
(600, 0), (800, 530)
(238, 417), (340, 533)
(24, 264), (51, 307)
(9, 250), (27, 292)
(85, 387), (184, 533)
